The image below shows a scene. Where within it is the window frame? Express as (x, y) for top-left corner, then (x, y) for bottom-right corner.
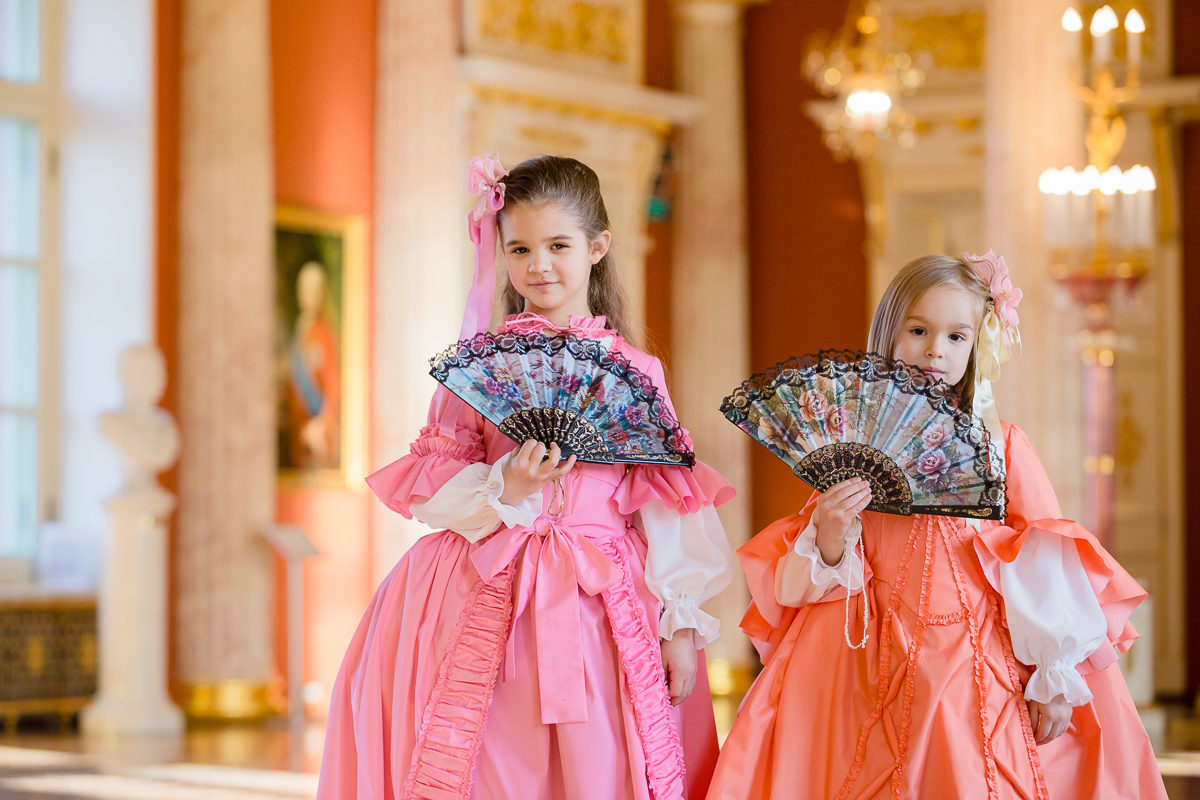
(0, 0), (61, 567)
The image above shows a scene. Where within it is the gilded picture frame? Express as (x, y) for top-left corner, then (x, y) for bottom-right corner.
(274, 205), (366, 488)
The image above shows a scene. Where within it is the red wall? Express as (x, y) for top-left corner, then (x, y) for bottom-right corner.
(269, 0), (377, 712)
(1175, 0), (1200, 697)
(155, 0), (181, 688)
(743, 1), (869, 531)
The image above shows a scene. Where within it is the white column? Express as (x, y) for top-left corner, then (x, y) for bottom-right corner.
(672, 0), (753, 668)
(81, 345), (183, 735)
(984, 0), (1084, 517)
(174, 0), (276, 714)
(371, 1), (463, 579)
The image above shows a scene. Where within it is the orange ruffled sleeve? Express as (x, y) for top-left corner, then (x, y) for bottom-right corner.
(364, 386), (487, 518)
(736, 497), (816, 664)
(972, 422), (1147, 673)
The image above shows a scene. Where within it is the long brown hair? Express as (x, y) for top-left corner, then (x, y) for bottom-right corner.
(867, 254), (989, 412)
(497, 155), (634, 342)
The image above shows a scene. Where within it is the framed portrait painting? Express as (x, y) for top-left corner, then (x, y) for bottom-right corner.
(274, 205), (366, 487)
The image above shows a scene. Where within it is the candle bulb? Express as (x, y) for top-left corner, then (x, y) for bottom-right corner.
(1091, 5), (1118, 71)
(1125, 10), (1145, 79)
(1062, 8), (1083, 83)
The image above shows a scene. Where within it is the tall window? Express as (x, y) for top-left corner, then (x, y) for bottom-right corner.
(0, 0), (51, 563)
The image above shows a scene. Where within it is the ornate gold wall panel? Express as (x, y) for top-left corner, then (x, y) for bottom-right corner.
(465, 0), (644, 82)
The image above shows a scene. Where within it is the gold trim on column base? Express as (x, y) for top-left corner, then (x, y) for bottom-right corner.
(177, 681), (282, 722)
(708, 657), (757, 739)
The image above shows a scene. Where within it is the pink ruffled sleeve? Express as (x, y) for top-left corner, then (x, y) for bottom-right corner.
(613, 460), (735, 516)
(973, 422), (1147, 674)
(610, 356), (736, 515)
(364, 386), (487, 518)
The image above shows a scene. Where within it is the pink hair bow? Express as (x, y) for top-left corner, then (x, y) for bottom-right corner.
(467, 153), (507, 243)
(461, 154), (508, 338)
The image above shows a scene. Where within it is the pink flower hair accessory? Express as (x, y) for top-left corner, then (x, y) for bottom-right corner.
(963, 249), (1022, 382)
(964, 249), (1022, 347)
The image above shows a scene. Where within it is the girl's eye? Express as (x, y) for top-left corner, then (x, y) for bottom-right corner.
(910, 327), (925, 336)
(950, 332), (966, 342)
(510, 246), (528, 255)
(551, 242), (568, 250)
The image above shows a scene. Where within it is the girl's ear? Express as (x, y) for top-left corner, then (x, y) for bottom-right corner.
(590, 230), (612, 265)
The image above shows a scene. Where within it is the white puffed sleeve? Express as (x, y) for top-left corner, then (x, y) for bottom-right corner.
(410, 452), (541, 542)
(775, 517), (865, 608)
(638, 500), (735, 647)
(996, 528), (1108, 706)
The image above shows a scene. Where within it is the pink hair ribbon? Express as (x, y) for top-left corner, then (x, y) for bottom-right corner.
(461, 154), (508, 339)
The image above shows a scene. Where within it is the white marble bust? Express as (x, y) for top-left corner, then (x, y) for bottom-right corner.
(100, 344), (180, 497)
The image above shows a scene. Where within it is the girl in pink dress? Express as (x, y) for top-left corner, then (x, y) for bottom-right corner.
(708, 253), (1166, 799)
(317, 154), (736, 800)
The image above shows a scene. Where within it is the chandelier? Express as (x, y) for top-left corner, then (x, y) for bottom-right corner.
(803, 0), (925, 161)
(1038, 5), (1154, 317)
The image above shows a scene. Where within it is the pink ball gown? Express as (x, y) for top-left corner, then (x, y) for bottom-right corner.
(318, 313), (735, 800)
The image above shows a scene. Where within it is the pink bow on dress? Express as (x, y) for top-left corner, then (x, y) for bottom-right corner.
(469, 513), (622, 725)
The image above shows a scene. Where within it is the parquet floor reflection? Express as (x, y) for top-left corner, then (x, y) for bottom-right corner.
(0, 712), (1197, 798)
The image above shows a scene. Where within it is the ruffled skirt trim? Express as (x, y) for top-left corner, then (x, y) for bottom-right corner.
(401, 564), (515, 800)
(402, 539), (686, 800)
(595, 537), (687, 800)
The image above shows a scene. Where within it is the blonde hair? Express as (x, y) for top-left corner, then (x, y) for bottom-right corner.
(498, 155), (634, 343)
(867, 254), (989, 412)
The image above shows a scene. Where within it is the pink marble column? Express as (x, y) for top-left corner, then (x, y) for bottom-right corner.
(174, 0), (276, 716)
(984, 0), (1084, 514)
(370, 0), (462, 577)
(671, 0), (754, 670)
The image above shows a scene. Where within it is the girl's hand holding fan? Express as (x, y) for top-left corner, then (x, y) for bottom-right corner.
(500, 440), (577, 504)
(813, 477), (872, 565)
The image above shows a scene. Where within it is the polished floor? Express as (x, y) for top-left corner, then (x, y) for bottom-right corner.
(1, 711), (1199, 798)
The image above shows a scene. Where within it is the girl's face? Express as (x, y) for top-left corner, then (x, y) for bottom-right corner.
(892, 285), (980, 385)
(501, 200), (610, 325)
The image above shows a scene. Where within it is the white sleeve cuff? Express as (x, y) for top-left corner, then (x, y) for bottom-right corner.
(1025, 658), (1094, 706)
(411, 452), (541, 542)
(792, 517), (864, 591)
(658, 592), (721, 647)
(482, 455), (541, 530)
(774, 517), (865, 608)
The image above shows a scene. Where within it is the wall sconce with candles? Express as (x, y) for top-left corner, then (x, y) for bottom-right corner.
(1038, 3), (1154, 552)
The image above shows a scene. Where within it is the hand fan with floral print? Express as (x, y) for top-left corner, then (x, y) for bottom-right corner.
(429, 331), (694, 467)
(721, 350), (1005, 519)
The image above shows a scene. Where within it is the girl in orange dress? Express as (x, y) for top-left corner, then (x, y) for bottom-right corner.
(708, 253), (1166, 800)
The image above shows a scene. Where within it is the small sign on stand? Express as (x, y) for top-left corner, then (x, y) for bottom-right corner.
(262, 525), (321, 727)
